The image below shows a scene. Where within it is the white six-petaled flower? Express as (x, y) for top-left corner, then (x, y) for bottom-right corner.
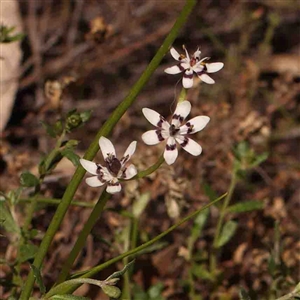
(164, 46), (224, 88)
(141, 101), (210, 165)
(80, 137), (137, 194)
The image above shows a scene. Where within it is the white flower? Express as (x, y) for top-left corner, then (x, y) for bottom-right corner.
(80, 137), (137, 194)
(164, 46), (224, 88)
(141, 101), (210, 165)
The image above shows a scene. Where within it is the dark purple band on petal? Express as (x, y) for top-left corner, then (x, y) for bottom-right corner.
(172, 114), (184, 123)
(97, 172), (107, 183)
(157, 115), (166, 128)
(180, 137), (189, 148)
(185, 122), (194, 134)
(166, 144), (176, 151)
(120, 154), (129, 165)
(96, 163), (103, 174)
(156, 129), (165, 142)
(179, 63), (186, 71)
(108, 181), (120, 187)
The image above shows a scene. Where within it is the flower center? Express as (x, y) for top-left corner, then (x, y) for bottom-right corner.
(169, 124), (179, 137)
(106, 155), (122, 176)
(190, 57), (197, 67)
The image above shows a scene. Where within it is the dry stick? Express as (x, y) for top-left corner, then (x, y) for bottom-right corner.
(19, 1), (196, 299)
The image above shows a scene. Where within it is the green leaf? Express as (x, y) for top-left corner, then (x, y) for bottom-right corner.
(40, 121), (57, 138)
(19, 243), (39, 263)
(63, 140), (79, 149)
(0, 202), (20, 234)
(49, 295), (90, 300)
(101, 285), (121, 299)
(106, 260), (135, 280)
(80, 110), (92, 123)
(61, 149), (80, 167)
(31, 265), (46, 295)
(148, 282), (165, 299)
(239, 287), (252, 300)
(193, 208), (209, 235)
(192, 263), (214, 281)
(20, 172), (39, 188)
(132, 193), (150, 218)
(216, 220), (238, 248)
(250, 152), (269, 168)
(227, 201), (264, 213)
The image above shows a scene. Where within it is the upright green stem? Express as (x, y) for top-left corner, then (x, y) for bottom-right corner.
(56, 191), (110, 284)
(122, 214), (139, 299)
(20, 1), (196, 298)
(19, 198), (95, 208)
(210, 169), (237, 274)
(56, 155), (163, 285)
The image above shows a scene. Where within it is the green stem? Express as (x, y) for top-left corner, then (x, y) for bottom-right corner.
(178, 88), (187, 103)
(20, 2), (196, 298)
(19, 198), (95, 208)
(56, 191), (110, 284)
(122, 222), (132, 300)
(56, 155), (164, 285)
(210, 169), (237, 274)
(46, 194), (226, 297)
(188, 266), (197, 300)
(122, 214), (139, 299)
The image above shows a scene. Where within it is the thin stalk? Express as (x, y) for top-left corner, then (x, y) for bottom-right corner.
(56, 155), (164, 284)
(56, 191), (110, 284)
(188, 267), (197, 300)
(46, 194), (226, 297)
(178, 88), (187, 103)
(275, 284), (300, 300)
(122, 215), (139, 299)
(210, 169), (237, 274)
(19, 198), (95, 208)
(122, 222), (132, 300)
(20, 2), (196, 298)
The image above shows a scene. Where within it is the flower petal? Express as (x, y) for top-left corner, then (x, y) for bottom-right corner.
(199, 73), (215, 84)
(193, 48), (201, 61)
(171, 100), (191, 127)
(206, 62), (224, 73)
(142, 130), (164, 145)
(164, 137), (178, 165)
(99, 136), (116, 159)
(170, 47), (181, 61)
(121, 164), (137, 179)
(182, 69), (194, 89)
(183, 46), (190, 62)
(142, 108), (168, 128)
(164, 65), (183, 74)
(179, 116), (210, 134)
(85, 176), (105, 187)
(177, 136), (202, 156)
(106, 181), (121, 194)
(193, 65), (204, 73)
(120, 141), (137, 165)
(80, 159), (99, 175)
